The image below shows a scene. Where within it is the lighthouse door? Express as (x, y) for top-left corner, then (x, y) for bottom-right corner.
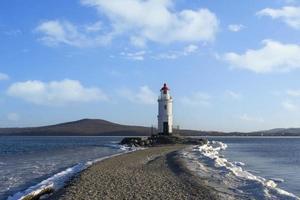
(163, 122), (169, 135)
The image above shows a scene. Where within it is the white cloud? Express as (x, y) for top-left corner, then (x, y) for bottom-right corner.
(7, 113), (20, 121)
(0, 73), (9, 81)
(7, 79), (108, 106)
(118, 86), (156, 105)
(181, 92), (211, 106)
(35, 20), (112, 47)
(287, 89), (300, 97)
(223, 40), (300, 73)
(80, 0), (219, 45)
(257, 6), (300, 29)
(130, 36), (147, 48)
(239, 114), (264, 123)
(85, 21), (102, 32)
(120, 51), (146, 61)
(226, 90), (241, 99)
(282, 100), (298, 111)
(155, 52), (179, 60)
(183, 44), (199, 55)
(228, 24), (245, 32)
(155, 44), (199, 60)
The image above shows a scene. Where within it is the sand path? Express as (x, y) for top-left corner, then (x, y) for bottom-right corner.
(50, 145), (219, 200)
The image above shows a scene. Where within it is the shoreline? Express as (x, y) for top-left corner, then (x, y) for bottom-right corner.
(47, 145), (228, 200)
(7, 147), (136, 200)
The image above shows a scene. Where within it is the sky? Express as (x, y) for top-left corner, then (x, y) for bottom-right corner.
(1, 0), (300, 132)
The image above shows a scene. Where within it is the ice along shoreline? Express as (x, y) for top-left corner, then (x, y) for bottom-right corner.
(6, 145), (139, 200)
(181, 141), (300, 200)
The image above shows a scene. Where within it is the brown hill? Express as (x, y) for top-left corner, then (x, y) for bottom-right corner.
(0, 119), (153, 136)
(0, 119), (221, 136)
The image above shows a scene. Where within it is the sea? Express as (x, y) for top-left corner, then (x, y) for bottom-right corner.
(0, 136), (127, 200)
(0, 136), (300, 200)
(183, 137), (300, 200)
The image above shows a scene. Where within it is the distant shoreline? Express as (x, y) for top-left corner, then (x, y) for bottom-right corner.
(2, 135), (300, 138)
(2, 119), (300, 137)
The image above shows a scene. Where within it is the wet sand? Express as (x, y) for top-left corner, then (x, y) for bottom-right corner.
(49, 145), (224, 200)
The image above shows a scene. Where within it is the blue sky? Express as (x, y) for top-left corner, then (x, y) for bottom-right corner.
(1, 0), (300, 132)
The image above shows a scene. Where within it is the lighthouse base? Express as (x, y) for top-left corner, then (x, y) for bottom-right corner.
(120, 134), (207, 147)
(158, 131), (172, 136)
(158, 122), (172, 135)
(163, 122), (169, 135)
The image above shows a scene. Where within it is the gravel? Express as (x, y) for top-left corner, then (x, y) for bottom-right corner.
(49, 145), (221, 200)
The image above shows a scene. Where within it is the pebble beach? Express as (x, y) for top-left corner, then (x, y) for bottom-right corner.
(49, 145), (222, 200)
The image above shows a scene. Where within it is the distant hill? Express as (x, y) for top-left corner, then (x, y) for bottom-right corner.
(0, 119), (212, 136)
(0, 119), (153, 136)
(0, 119), (300, 136)
(0, 119), (222, 136)
(251, 128), (300, 136)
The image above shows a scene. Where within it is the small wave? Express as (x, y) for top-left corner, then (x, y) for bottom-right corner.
(103, 143), (124, 149)
(233, 161), (245, 167)
(7, 145), (141, 200)
(271, 178), (285, 183)
(182, 141), (299, 200)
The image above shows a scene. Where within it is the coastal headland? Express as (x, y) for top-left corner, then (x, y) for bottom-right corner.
(49, 145), (222, 200)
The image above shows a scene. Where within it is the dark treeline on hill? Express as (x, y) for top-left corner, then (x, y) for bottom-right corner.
(0, 119), (300, 136)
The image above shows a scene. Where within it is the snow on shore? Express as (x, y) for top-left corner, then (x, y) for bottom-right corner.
(7, 145), (141, 200)
(182, 141), (300, 200)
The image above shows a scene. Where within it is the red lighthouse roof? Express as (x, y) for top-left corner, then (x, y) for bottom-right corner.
(161, 83), (169, 94)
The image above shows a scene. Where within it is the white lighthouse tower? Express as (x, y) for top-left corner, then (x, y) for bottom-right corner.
(158, 83), (173, 135)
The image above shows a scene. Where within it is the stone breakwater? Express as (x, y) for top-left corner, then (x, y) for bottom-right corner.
(120, 134), (207, 147)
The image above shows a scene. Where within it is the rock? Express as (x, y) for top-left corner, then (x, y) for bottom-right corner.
(119, 134), (207, 147)
(22, 187), (54, 200)
(120, 137), (143, 147)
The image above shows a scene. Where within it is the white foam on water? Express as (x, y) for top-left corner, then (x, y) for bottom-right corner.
(181, 141), (300, 200)
(7, 145), (142, 200)
(271, 178), (285, 183)
(234, 161), (245, 167)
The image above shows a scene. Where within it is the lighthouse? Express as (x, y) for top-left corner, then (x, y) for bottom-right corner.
(158, 83), (173, 135)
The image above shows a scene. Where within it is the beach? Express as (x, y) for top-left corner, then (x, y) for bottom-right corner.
(49, 145), (222, 200)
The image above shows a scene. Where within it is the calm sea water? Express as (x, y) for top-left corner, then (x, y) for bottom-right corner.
(207, 137), (300, 197)
(0, 136), (124, 200)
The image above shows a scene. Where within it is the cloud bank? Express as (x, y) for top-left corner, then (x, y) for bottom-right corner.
(7, 79), (108, 105)
(223, 40), (300, 73)
(36, 20), (112, 47)
(36, 0), (219, 47)
(81, 0), (219, 45)
(257, 6), (300, 29)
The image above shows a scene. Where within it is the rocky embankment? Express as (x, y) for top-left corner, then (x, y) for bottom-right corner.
(120, 134), (207, 147)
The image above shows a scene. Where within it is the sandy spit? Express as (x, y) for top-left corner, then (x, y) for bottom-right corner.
(48, 145), (226, 200)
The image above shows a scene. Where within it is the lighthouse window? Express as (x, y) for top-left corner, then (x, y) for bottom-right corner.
(164, 105), (167, 110)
